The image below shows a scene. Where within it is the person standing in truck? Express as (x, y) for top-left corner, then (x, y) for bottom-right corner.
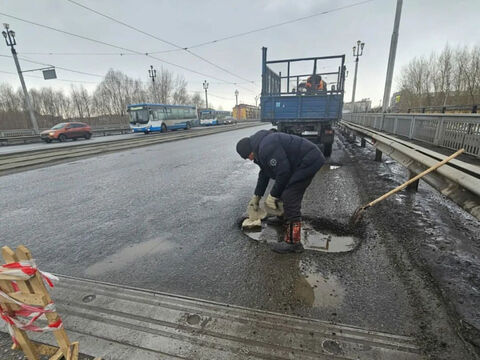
(306, 74), (327, 92)
(236, 130), (325, 253)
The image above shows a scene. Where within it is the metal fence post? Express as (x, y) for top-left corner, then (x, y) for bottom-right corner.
(433, 116), (444, 146)
(408, 115), (415, 139)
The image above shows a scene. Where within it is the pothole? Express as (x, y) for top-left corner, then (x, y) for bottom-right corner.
(302, 223), (356, 253)
(240, 217), (360, 253)
(322, 339), (343, 355)
(82, 294), (96, 303)
(186, 314), (201, 325)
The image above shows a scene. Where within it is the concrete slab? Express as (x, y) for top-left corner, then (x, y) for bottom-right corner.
(16, 275), (422, 360)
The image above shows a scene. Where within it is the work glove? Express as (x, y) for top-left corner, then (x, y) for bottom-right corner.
(248, 195), (261, 211)
(247, 195), (267, 221)
(265, 194), (279, 209)
(265, 194), (284, 216)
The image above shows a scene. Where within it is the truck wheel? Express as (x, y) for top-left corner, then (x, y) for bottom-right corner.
(323, 143), (333, 157)
(161, 124), (167, 133)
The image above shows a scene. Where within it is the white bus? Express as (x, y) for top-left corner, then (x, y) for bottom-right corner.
(199, 109), (233, 126)
(127, 103), (197, 134)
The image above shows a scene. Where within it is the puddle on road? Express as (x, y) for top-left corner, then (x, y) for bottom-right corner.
(302, 223), (356, 253)
(85, 237), (175, 276)
(242, 218), (358, 253)
(295, 260), (345, 308)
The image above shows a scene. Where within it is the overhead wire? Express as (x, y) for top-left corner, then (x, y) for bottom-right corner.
(0, 0), (374, 99)
(62, 0), (257, 93)
(151, 0), (376, 52)
(0, 12), (253, 87)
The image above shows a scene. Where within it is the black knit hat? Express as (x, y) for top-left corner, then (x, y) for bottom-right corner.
(236, 137), (252, 159)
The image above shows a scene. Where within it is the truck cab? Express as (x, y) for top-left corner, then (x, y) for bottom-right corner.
(260, 47), (346, 157)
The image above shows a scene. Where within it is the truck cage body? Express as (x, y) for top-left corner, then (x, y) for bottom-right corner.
(260, 47), (346, 123)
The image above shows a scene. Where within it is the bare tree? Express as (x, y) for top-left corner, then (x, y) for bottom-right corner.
(190, 92), (204, 109)
(459, 45), (480, 105)
(172, 75), (189, 104)
(396, 44), (480, 110)
(1, 66), (194, 121)
(0, 84), (21, 112)
(157, 67), (173, 104)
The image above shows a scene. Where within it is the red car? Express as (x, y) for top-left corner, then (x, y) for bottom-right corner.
(40, 122), (92, 143)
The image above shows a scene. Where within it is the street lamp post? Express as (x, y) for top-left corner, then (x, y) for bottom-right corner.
(255, 94), (259, 107)
(234, 89), (239, 120)
(203, 80), (209, 109)
(148, 65), (156, 83)
(351, 40), (365, 104)
(2, 24), (39, 134)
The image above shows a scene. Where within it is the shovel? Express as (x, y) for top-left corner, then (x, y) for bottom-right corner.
(350, 148), (465, 225)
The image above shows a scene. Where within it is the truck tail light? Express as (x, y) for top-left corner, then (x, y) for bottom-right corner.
(325, 129), (334, 135)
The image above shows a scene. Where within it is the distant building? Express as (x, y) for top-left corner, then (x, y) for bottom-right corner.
(343, 98), (371, 113)
(390, 92), (401, 111)
(232, 104), (259, 120)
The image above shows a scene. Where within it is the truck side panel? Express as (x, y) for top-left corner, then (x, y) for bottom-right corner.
(261, 95), (342, 122)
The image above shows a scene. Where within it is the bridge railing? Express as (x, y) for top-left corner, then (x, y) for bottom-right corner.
(342, 112), (480, 157)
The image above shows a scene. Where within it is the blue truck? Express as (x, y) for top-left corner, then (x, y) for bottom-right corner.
(260, 47), (346, 157)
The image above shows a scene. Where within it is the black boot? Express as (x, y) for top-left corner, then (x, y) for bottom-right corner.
(271, 221), (303, 254)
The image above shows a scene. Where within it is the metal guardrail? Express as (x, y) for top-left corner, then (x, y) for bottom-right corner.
(342, 112), (480, 158)
(340, 121), (480, 221)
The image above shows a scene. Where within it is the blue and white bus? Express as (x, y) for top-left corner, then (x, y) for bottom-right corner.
(127, 103), (197, 134)
(198, 109), (232, 126)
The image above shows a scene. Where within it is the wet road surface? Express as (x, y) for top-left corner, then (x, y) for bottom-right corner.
(0, 125), (478, 359)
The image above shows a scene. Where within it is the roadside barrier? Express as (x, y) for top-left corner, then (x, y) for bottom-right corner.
(343, 112), (480, 158)
(0, 126), (131, 145)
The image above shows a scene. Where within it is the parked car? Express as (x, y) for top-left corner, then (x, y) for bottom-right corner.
(40, 122), (92, 143)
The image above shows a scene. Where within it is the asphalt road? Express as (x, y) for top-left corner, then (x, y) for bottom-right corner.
(0, 125), (478, 359)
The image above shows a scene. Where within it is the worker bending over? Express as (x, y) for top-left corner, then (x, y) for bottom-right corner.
(236, 130), (325, 253)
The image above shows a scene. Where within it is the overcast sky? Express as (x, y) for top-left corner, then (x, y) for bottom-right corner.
(1, 0), (479, 110)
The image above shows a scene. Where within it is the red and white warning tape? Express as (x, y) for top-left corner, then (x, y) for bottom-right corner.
(0, 260), (62, 345)
(0, 260), (58, 287)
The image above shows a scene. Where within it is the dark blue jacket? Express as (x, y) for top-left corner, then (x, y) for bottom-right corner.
(250, 130), (325, 198)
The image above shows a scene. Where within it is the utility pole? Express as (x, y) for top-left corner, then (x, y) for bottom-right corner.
(255, 94), (259, 107)
(2, 24), (39, 134)
(148, 65), (156, 83)
(351, 40), (365, 104)
(382, 0), (403, 112)
(203, 80), (209, 108)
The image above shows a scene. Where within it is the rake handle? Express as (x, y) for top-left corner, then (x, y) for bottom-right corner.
(365, 148), (465, 209)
